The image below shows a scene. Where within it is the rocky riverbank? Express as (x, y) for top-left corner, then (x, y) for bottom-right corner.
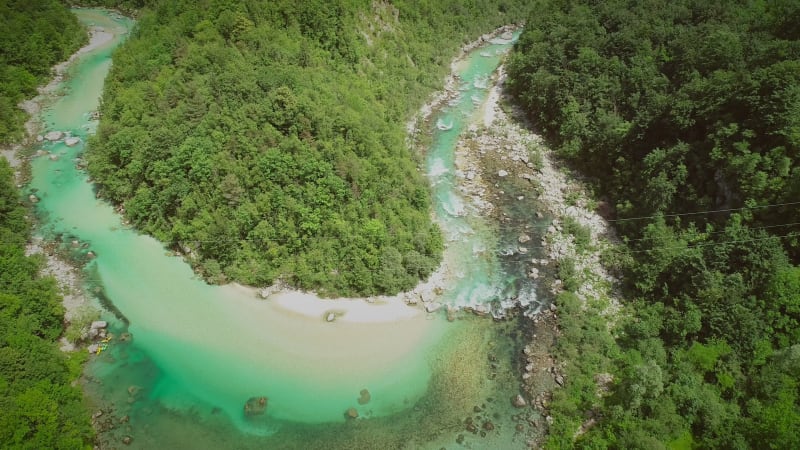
(3, 17), (124, 353)
(450, 62), (624, 444)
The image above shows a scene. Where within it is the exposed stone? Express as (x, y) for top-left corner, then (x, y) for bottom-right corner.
(518, 234), (531, 244)
(44, 130), (64, 141)
(28, 194), (39, 203)
(65, 137), (81, 147)
(90, 320), (108, 330)
(87, 343), (99, 354)
(512, 394), (527, 408)
(498, 169), (509, 177)
(425, 301), (442, 313)
(555, 374), (565, 386)
(325, 312), (335, 322)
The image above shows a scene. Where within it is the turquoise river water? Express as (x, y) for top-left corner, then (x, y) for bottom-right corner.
(26, 9), (543, 449)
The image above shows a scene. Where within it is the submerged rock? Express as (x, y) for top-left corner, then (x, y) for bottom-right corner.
(358, 388), (371, 405)
(325, 312), (336, 322)
(345, 407), (359, 419)
(65, 136), (81, 146)
(512, 394), (527, 408)
(244, 396), (268, 416)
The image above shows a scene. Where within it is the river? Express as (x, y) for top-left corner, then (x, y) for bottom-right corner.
(27, 9), (541, 449)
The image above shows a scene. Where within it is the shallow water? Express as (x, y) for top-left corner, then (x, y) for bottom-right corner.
(28, 10), (538, 448)
(425, 32), (541, 316)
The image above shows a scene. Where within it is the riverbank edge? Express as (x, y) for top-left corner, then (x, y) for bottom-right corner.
(0, 9), (128, 352)
(453, 63), (626, 445)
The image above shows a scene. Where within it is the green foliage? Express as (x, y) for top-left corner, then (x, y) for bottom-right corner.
(87, 0), (530, 296)
(508, 0), (800, 446)
(0, 0), (86, 144)
(0, 159), (94, 448)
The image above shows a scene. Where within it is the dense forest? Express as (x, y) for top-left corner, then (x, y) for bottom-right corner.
(86, 0), (528, 296)
(0, 0), (86, 144)
(0, 159), (94, 448)
(507, 0), (800, 447)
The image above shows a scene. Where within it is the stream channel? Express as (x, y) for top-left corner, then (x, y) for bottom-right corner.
(26, 9), (545, 449)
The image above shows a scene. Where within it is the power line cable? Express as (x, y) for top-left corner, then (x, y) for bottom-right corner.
(605, 200), (800, 223)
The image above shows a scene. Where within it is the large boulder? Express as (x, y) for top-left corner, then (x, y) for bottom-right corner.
(44, 131), (64, 141)
(65, 137), (81, 147)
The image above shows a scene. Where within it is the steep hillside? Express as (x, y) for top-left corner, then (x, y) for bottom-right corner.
(87, 0), (528, 296)
(507, 0), (800, 447)
(0, 0), (86, 144)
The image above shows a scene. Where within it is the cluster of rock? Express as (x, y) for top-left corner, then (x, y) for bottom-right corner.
(85, 321), (109, 354)
(344, 388), (371, 420)
(38, 130), (81, 146)
(89, 404), (133, 446)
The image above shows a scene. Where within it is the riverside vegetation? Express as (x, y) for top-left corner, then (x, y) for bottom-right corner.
(0, 0), (86, 144)
(6, 0), (799, 448)
(507, 0), (800, 447)
(0, 158), (93, 447)
(0, 2), (94, 448)
(86, 0), (529, 296)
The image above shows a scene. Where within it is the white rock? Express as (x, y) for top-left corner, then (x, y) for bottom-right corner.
(44, 131), (64, 141)
(325, 312), (335, 322)
(90, 320), (108, 330)
(65, 137), (81, 147)
(425, 302), (442, 313)
(498, 169), (509, 177)
(87, 343), (99, 354)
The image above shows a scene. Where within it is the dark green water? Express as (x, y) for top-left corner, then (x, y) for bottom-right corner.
(28, 10), (540, 448)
